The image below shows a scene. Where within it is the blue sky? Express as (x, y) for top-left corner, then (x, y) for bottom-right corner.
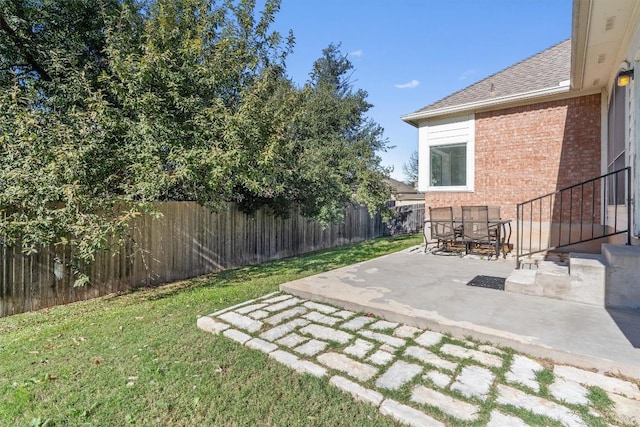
(270, 0), (573, 181)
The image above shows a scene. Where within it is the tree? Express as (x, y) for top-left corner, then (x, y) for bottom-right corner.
(0, 2), (391, 285)
(297, 45), (392, 223)
(0, 0), (121, 88)
(0, 0), (143, 285)
(0, 0), (293, 284)
(403, 150), (419, 187)
(101, 0), (296, 207)
(241, 43), (392, 223)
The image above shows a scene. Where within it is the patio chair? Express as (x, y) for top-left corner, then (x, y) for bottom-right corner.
(487, 205), (501, 241)
(488, 205), (500, 220)
(427, 207), (462, 254)
(461, 205), (500, 259)
(452, 206), (462, 221)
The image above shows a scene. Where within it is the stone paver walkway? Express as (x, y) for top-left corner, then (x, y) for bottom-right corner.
(198, 292), (640, 427)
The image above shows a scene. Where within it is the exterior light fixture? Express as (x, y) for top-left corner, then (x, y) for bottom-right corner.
(617, 69), (634, 87)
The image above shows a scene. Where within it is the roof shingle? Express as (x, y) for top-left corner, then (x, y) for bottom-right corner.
(407, 39), (571, 117)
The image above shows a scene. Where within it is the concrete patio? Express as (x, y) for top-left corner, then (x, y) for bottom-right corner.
(280, 246), (640, 380)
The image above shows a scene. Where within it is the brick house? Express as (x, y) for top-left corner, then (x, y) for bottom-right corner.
(402, 39), (601, 228)
(402, 0), (640, 309)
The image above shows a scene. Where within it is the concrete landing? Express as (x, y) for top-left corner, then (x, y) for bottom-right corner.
(280, 247), (640, 380)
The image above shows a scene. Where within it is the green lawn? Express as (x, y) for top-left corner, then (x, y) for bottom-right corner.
(0, 235), (422, 426)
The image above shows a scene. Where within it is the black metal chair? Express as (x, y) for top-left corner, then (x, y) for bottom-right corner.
(488, 205), (500, 220)
(452, 206), (462, 221)
(427, 207), (463, 254)
(461, 205), (500, 259)
(488, 205), (501, 244)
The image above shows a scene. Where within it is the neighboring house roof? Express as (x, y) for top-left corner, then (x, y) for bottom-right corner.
(402, 39), (572, 126)
(385, 178), (423, 201)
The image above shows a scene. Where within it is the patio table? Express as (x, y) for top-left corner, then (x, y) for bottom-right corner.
(424, 217), (512, 258)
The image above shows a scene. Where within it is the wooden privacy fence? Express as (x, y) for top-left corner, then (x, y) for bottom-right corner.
(1, 202), (384, 317)
(385, 203), (426, 235)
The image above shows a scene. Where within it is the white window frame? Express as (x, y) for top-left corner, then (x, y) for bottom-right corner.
(417, 114), (475, 192)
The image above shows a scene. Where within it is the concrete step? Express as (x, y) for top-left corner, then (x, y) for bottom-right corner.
(535, 261), (573, 301)
(505, 253), (606, 306)
(505, 260), (572, 300)
(602, 244), (640, 309)
(566, 253), (606, 306)
(504, 269), (539, 296)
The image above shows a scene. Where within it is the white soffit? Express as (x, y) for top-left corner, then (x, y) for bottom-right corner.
(572, 0), (640, 90)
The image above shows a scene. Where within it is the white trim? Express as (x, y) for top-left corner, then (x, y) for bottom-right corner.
(570, 0), (592, 91)
(402, 85), (572, 125)
(425, 186), (474, 193)
(633, 62), (640, 236)
(601, 89), (608, 227)
(418, 114), (475, 193)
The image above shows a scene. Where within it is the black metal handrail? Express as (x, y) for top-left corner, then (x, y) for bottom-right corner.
(516, 167), (631, 268)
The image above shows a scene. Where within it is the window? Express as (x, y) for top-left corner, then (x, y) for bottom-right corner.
(430, 143), (467, 186)
(417, 114), (474, 192)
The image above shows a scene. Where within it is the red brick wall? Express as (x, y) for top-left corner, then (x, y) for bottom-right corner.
(424, 94), (601, 222)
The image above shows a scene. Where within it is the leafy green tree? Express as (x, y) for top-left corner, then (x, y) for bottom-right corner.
(288, 44), (392, 223)
(226, 43), (393, 224)
(102, 0), (294, 206)
(0, 2), (391, 285)
(403, 150), (419, 187)
(0, 0), (293, 283)
(0, 0), (142, 285)
(0, 0), (120, 87)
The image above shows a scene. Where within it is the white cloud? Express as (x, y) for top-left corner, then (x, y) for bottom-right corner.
(458, 69), (476, 80)
(394, 79), (420, 89)
(349, 49), (363, 57)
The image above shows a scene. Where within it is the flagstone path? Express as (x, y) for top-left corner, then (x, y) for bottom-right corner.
(198, 292), (640, 426)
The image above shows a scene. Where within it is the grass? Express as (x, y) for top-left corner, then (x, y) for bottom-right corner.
(0, 235), (422, 426)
